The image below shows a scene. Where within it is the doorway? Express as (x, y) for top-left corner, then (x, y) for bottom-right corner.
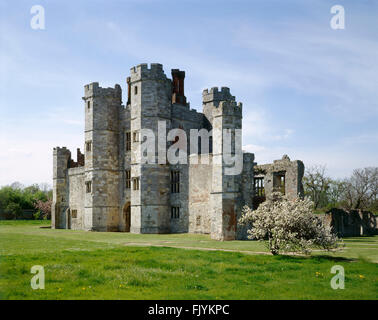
(123, 202), (131, 232)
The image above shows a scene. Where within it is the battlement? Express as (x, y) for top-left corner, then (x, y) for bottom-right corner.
(53, 146), (71, 155)
(83, 82), (122, 100)
(211, 100), (242, 117)
(130, 63), (167, 81)
(202, 87), (236, 106)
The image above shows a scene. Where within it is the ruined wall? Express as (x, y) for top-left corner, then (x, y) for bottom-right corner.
(236, 152), (255, 239)
(254, 155), (304, 201)
(52, 147), (71, 229)
(68, 167), (85, 230)
(323, 208), (378, 237)
(188, 154), (213, 234)
(170, 93), (209, 234)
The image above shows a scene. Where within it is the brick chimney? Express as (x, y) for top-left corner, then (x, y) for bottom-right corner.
(171, 69), (187, 105)
(126, 77), (131, 105)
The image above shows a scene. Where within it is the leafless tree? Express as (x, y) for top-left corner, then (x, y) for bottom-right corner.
(327, 179), (346, 206)
(303, 165), (331, 209)
(343, 167), (378, 210)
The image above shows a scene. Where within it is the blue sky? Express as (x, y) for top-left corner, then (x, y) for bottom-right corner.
(0, 0), (377, 186)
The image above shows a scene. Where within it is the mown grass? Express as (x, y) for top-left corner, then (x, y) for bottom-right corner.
(0, 220), (377, 299)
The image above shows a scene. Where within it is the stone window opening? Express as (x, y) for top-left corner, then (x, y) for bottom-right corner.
(254, 177), (265, 197)
(125, 170), (131, 189)
(133, 177), (140, 190)
(86, 141), (92, 152)
(85, 181), (92, 193)
(133, 131), (139, 142)
(87, 101), (90, 110)
(71, 209), (77, 218)
(170, 170), (180, 193)
(171, 206), (180, 219)
(134, 86), (138, 95)
(125, 132), (131, 151)
(273, 172), (286, 195)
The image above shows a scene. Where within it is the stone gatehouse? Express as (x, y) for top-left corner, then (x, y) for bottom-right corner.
(52, 63), (304, 240)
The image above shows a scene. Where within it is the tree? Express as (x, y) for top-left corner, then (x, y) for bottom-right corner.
(10, 182), (24, 190)
(343, 167), (378, 210)
(239, 193), (339, 255)
(4, 202), (22, 219)
(303, 165), (331, 209)
(327, 179), (347, 207)
(0, 183), (53, 220)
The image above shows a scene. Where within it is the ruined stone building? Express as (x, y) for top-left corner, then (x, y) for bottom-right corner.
(52, 63), (304, 240)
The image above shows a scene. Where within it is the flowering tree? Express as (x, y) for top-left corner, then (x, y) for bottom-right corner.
(33, 199), (52, 219)
(239, 193), (340, 255)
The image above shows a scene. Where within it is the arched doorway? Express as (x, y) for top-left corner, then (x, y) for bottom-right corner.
(123, 202), (131, 232)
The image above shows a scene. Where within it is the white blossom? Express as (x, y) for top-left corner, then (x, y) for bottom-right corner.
(239, 193), (340, 255)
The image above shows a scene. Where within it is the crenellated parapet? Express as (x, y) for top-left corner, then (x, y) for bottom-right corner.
(130, 63), (167, 82)
(202, 87), (243, 129)
(203, 87), (235, 107)
(83, 82), (122, 101)
(212, 100), (242, 118)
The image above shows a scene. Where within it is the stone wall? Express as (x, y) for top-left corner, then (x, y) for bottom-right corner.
(68, 166), (85, 230)
(323, 208), (378, 237)
(188, 154), (213, 234)
(52, 147), (71, 229)
(254, 155), (304, 204)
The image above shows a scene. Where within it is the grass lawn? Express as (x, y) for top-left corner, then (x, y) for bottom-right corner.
(0, 220), (377, 300)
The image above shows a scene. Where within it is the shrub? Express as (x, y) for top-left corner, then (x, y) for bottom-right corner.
(239, 193), (340, 255)
(33, 199), (52, 220)
(4, 202), (22, 219)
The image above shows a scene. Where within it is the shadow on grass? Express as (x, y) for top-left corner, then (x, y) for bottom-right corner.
(274, 254), (356, 263)
(343, 238), (378, 243)
(310, 255), (356, 263)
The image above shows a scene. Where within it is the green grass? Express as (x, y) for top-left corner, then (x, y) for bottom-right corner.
(0, 220), (377, 300)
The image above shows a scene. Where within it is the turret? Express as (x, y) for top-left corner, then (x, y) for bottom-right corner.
(202, 87), (243, 240)
(128, 63), (172, 234)
(82, 82), (122, 231)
